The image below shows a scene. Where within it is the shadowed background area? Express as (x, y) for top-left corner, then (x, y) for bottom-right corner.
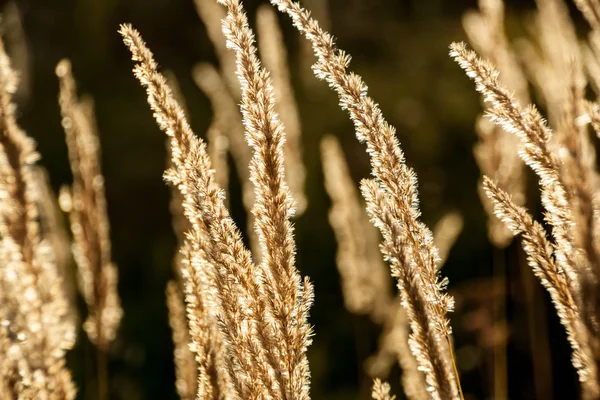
(0, 0), (590, 398)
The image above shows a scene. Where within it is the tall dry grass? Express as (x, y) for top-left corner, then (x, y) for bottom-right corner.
(451, 0), (600, 395)
(120, 0), (317, 393)
(3, 0), (600, 399)
(0, 34), (76, 399)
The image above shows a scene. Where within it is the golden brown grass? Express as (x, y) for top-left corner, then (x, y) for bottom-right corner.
(271, 0), (463, 398)
(0, 34), (76, 399)
(321, 133), (465, 399)
(4, 0), (600, 398)
(120, 0), (315, 392)
(452, 38), (600, 398)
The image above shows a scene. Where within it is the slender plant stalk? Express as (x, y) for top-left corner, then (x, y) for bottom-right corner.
(270, 1), (463, 397)
(519, 247), (553, 400)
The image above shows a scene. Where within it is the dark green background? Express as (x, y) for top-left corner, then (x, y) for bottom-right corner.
(1, 0), (589, 398)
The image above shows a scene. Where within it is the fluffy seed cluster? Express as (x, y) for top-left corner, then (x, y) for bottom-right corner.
(321, 133), (464, 399)
(120, 0), (314, 393)
(270, 0), (462, 398)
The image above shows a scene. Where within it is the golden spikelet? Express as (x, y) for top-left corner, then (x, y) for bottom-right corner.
(554, 61), (600, 339)
(179, 246), (229, 399)
(166, 139), (224, 399)
(257, 4), (307, 215)
(56, 59), (122, 351)
(320, 134), (392, 322)
(167, 165), (227, 400)
(483, 177), (599, 396)
(322, 134), (463, 399)
(0, 36), (76, 399)
(462, 2), (600, 390)
(361, 178), (460, 400)
(366, 211), (462, 400)
(452, 40), (600, 315)
(270, 1), (462, 397)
